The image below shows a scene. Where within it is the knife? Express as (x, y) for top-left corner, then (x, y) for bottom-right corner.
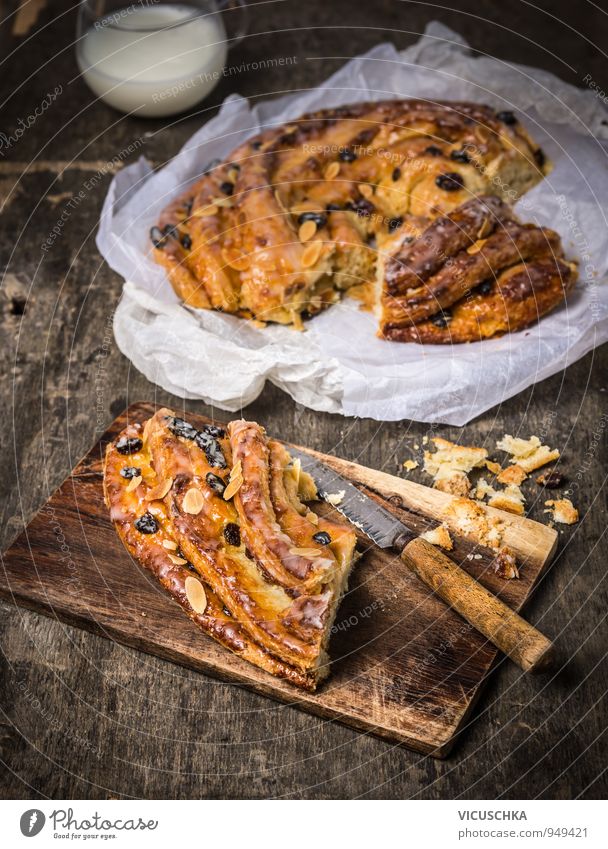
(290, 447), (555, 674)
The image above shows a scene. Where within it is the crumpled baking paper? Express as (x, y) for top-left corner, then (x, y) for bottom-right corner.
(98, 22), (608, 424)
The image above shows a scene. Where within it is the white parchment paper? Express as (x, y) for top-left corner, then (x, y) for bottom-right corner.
(98, 22), (608, 424)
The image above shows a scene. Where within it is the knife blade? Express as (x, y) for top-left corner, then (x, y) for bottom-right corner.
(288, 447), (416, 550)
(289, 445), (556, 675)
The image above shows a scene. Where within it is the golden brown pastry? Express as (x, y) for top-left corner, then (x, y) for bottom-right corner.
(151, 100), (549, 328)
(103, 409), (357, 690)
(378, 196), (577, 342)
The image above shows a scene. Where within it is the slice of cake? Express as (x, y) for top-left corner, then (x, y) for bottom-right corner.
(378, 196), (577, 343)
(103, 409), (358, 690)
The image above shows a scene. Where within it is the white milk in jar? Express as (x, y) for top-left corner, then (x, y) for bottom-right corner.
(77, 4), (228, 117)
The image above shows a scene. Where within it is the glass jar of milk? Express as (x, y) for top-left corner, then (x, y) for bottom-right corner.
(76, 0), (248, 117)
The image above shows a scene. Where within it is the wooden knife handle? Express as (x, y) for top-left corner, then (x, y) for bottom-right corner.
(400, 537), (555, 674)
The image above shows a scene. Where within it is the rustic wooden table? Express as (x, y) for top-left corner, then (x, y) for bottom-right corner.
(1, 0), (607, 799)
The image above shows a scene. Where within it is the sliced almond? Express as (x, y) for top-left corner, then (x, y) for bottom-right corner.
(215, 197), (233, 209)
(126, 475), (142, 492)
(324, 161), (340, 180)
(298, 220), (317, 242)
(194, 204), (219, 218)
(301, 240), (323, 268)
(223, 475), (243, 501)
(185, 576), (207, 614)
(306, 510), (319, 526)
(230, 460), (242, 480)
(289, 547), (323, 558)
(358, 183), (373, 198)
(227, 167), (239, 183)
(147, 504), (163, 516)
(477, 217), (493, 239)
(162, 539), (178, 550)
(168, 554), (188, 566)
(146, 477), (173, 500)
(467, 238), (487, 255)
(182, 487), (205, 515)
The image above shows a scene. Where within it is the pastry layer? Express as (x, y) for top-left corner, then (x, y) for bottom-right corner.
(103, 409), (358, 689)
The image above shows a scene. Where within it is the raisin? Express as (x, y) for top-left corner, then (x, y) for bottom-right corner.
(200, 423), (226, 439)
(436, 172), (464, 192)
(339, 148), (357, 162)
(348, 198), (375, 217)
(222, 606), (233, 617)
(312, 531), (331, 545)
(534, 148), (546, 168)
(120, 466), (141, 479)
(325, 203), (342, 212)
(150, 226), (167, 248)
(388, 217), (403, 233)
(227, 162), (240, 172)
(163, 224), (178, 239)
(220, 181), (234, 196)
(431, 310), (452, 328)
(251, 140), (262, 150)
(297, 211), (327, 229)
(425, 145), (443, 156)
(205, 472), (226, 495)
(536, 471), (565, 489)
(450, 149), (471, 164)
(181, 234), (192, 250)
(134, 513), (158, 534)
(478, 280), (493, 296)
(496, 110), (517, 125)
(392, 167), (401, 181)
(223, 522), (241, 546)
(116, 436), (143, 455)
(167, 416), (198, 440)
(195, 431), (227, 468)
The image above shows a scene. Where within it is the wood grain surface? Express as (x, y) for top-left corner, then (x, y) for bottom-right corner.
(1, 0), (607, 799)
(0, 403), (558, 757)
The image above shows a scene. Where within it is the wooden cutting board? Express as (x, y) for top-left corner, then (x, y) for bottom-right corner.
(0, 402), (558, 757)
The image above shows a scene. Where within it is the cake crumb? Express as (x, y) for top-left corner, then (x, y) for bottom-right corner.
(488, 484), (526, 516)
(325, 490), (345, 506)
(544, 498), (579, 524)
(423, 437), (487, 498)
(420, 524), (453, 550)
(497, 463), (527, 485)
(434, 471), (471, 497)
(446, 497), (504, 549)
(497, 433), (559, 473)
(475, 478), (526, 516)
